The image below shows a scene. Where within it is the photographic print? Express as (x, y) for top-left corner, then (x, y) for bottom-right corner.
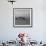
(13, 8), (33, 27)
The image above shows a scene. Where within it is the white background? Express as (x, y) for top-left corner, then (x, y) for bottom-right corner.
(0, 0), (46, 42)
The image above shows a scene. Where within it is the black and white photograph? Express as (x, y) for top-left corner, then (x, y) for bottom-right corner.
(13, 8), (32, 27)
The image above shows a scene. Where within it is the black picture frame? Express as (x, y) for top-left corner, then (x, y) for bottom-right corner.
(13, 8), (33, 28)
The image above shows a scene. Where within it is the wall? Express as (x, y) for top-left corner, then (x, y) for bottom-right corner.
(0, 0), (46, 42)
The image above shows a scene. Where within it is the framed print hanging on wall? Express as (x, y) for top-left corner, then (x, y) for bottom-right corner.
(13, 8), (33, 28)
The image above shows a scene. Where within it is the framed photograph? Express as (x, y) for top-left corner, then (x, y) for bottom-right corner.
(13, 8), (33, 27)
